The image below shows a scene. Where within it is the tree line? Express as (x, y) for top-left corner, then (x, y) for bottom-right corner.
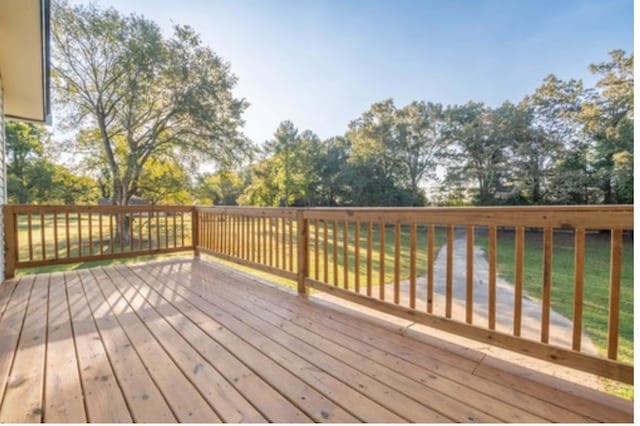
(212, 49), (633, 207)
(6, 2), (633, 207)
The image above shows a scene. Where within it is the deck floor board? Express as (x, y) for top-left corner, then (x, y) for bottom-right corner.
(0, 258), (633, 423)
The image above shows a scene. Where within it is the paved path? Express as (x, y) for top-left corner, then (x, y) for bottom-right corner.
(384, 236), (598, 354)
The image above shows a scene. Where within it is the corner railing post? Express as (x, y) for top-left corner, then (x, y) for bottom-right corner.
(192, 206), (200, 258)
(296, 209), (309, 295)
(4, 206), (16, 279)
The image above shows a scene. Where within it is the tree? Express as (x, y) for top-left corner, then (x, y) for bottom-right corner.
(240, 122), (321, 207)
(196, 171), (246, 205)
(52, 1), (250, 206)
(443, 102), (516, 205)
(136, 157), (192, 204)
(395, 101), (445, 199)
(5, 121), (54, 204)
(580, 50), (633, 203)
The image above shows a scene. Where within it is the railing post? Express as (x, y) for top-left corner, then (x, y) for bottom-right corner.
(4, 206), (16, 279)
(192, 207), (200, 258)
(296, 209), (309, 295)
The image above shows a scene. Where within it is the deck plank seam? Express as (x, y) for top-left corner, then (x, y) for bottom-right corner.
(106, 265), (266, 422)
(134, 263), (372, 422)
(145, 262), (461, 423)
(86, 267), (209, 422)
(61, 273), (89, 422)
(185, 263), (555, 423)
(123, 263), (336, 423)
(0, 276), (36, 416)
(192, 260), (615, 422)
(74, 270), (149, 422)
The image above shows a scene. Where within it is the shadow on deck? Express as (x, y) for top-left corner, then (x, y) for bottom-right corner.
(0, 258), (633, 422)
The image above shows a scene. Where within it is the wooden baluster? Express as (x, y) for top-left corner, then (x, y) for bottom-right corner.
(173, 212), (177, 248)
(343, 221), (349, 290)
(333, 220), (338, 286)
(257, 216), (262, 263)
(314, 220), (319, 280)
(289, 218), (294, 272)
(40, 213), (46, 260)
(427, 224), (434, 313)
(465, 225), (474, 324)
(488, 225), (497, 329)
(78, 212), (83, 256)
(281, 217), (287, 270)
(572, 228), (585, 350)
(394, 222), (401, 305)
(379, 221), (385, 300)
(130, 212), (135, 251)
(607, 229), (622, 360)
(513, 226), (525, 336)
(409, 223), (417, 309)
(53, 213), (59, 259)
(541, 227), (552, 343)
(88, 212), (93, 255)
(138, 212), (143, 250)
(99, 213), (104, 254)
(366, 222), (373, 297)
(65, 213), (70, 258)
(27, 213), (33, 261)
(181, 212), (185, 248)
(155, 210), (160, 252)
(275, 217), (280, 268)
(110, 212), (115, 253)
(323, 220), (328, 283)
(269, 217), (274, 266)
(354, 220), (360, 294)
(445, 224), (453, 318)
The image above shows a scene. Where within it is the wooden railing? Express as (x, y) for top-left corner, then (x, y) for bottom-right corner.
(4, 205), (194, 276)
(195, 205), (633, 384)
(3, 204), (633, 383)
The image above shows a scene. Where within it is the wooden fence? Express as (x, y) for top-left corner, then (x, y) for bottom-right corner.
(194, 205), (633, 384)
(4, 205), (194, 275)
(3, 204), (633, 383)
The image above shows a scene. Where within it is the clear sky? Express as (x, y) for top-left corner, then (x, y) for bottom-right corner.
(70, 0), (633, 145)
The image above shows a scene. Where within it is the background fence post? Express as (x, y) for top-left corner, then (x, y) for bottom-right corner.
(192, 207), (200, 258)
(296, 209), (309, 295)
(4, 206), (16, 279)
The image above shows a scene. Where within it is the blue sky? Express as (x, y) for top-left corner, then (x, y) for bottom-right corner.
(74, 0), (633, 145)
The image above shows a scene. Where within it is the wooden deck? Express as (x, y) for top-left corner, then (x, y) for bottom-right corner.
(0, 258), (632, 423)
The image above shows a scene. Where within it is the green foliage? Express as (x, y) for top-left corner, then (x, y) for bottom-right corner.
(52, 0), (250, 205)
(196, 171), (246, 205)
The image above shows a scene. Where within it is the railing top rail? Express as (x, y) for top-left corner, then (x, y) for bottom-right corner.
(196, 206), (300, 218)
(299, 205), (633, 230)
(5, 205), (194, 213)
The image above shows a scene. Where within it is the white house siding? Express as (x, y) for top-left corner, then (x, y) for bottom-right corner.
(0, 74), (6, 280)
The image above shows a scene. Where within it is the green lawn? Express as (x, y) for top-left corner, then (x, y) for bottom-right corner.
(475, 229), (633, 399)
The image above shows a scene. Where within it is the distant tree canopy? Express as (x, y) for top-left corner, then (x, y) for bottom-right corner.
(11, 0), (632, 208)
(51, 1), (250, 206)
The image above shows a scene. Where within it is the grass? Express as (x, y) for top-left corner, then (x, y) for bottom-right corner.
(14, 212), (192, 263)
(475, 229), (633, 399)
